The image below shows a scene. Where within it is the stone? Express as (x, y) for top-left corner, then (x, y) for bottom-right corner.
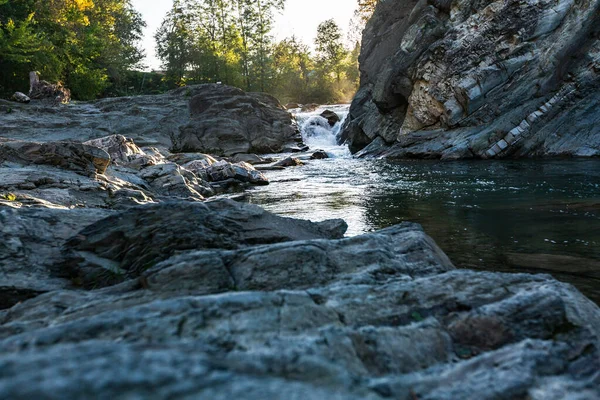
(320, 110), (341, 127)
(204, 161), (269, 185)
(285, 102), (300, 109)
(0, 139), (110, 175)
(301, 103), (320, 112)
(11, 92), (30, 104)
(137, 163), (213, 200)
(342, 0), (600, 159)
(310, 150), (330, 160)
(175, 84), (302, 156)
(62, 199), (348, 288)
(273, 157), (304, 167)
(0, 217), (598, 399)
(83, 135), (146, 166)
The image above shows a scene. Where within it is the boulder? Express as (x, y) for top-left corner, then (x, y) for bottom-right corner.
(204, 161), (269, 185)
(137, 163), (213, 200)
(62, 199), (348, 288)
(0, 218), (598, 399)
(11, 92), (30, 104)
(310, 150), (329, 160)
(320, 110), (340, 127)
(342, 0), (600, 158)
(83, 135), (151, 168)
(0, 139), (110, 175)
(175, 84), (302, 156)
(285, 102), (300, 109)
(274, 156), (304, 167)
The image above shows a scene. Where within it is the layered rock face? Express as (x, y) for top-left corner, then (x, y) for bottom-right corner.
(342, 0), (600, 159)
(0, 204), (599, 399)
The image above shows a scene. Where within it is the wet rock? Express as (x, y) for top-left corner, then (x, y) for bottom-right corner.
(11, 92), (30, 104)
(285, 102), (300, 109)
(176, 84), (301, 156)
(343, 0), (600, 158)
(274, 157), (304, 167)
(320, 110), (340, 127)
(62, 199), (348, 288)
(310, 150), (329, 160)
(0, 139), (110, 175)
(282, 144), (310, 153)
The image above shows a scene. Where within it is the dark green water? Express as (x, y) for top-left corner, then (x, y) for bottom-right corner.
(247, 158), (600, 304)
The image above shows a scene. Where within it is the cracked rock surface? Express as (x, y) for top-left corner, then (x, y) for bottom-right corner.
(342, 0), (600, 159)
(0, 203), (598, 399)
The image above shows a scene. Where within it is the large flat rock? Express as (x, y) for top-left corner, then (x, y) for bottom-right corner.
(0, 205), (598, 399)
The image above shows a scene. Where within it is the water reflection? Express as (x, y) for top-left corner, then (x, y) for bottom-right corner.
(247, 158), (600, 304)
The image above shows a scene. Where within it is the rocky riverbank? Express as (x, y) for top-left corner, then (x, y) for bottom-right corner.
(341, 0), (600, 159)
(1, 85), (599, 398)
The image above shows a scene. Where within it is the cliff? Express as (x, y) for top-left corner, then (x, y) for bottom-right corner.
(341, 0), (600, 159)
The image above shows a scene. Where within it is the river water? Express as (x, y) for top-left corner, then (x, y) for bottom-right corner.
(247, 105), (600, 304)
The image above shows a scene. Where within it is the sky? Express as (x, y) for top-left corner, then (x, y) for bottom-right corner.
(130, 0), (357, 70)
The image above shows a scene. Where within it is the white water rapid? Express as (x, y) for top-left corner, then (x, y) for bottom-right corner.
(290, 104), (351, 158)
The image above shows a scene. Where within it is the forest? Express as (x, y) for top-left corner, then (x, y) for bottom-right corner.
(0, 0), (377, 103)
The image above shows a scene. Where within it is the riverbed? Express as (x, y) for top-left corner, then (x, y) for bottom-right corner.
(246, 106), (600, 304)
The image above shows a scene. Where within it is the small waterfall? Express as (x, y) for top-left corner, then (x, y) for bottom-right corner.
(292, 105), (351, 158)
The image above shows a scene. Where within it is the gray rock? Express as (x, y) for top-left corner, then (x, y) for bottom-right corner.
(0, 139), (110, 175)
(138, 163), (213, 200)
(310, 150), (330, 160)
(11, 92), (30, 104)
(0, 207), (111, 309)
(274, 157), (304, 167)
(0, 85), (301, 156)
(62, 199), (348, 288)
(175, 84), (302, 156)
(83, 135), (147, 167)
(342, 0), (600, 159)
(320, 110), (341, 127)
(0, 218), (598, 399)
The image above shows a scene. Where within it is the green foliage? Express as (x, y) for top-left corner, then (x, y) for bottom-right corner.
(0, 0), (146, 99)
(155, 1), (362, 104)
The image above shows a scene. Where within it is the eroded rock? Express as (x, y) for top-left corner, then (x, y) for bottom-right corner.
(342, 0), (600, 159)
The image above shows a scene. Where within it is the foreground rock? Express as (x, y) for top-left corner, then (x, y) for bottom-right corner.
(63, 200), (347, 288)
(0, 210), (598, 399)
(342, 0), (600, 158)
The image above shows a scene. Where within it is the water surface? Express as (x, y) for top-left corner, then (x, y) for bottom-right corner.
(247, 107), (600, 304)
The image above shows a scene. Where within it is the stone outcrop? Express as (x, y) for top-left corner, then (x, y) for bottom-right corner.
(0, 84), (302, 155)
(175, 84), (302, 156)
(342, 0), (600, 159)
(0, 139), (110, 175)
(0, 209), (598, 399)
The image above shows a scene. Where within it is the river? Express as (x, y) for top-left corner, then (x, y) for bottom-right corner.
(246, 105), (600, 304)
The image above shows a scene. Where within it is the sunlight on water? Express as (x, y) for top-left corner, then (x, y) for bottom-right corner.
(246, 124), (600, 304)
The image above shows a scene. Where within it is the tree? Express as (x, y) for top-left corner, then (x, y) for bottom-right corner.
(315, 19), (348, 83)
(0, 0), (146, 99)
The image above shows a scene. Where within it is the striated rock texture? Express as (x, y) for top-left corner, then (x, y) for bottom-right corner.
(0, 209), (599, 399)
(342, 0), (600, 159)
